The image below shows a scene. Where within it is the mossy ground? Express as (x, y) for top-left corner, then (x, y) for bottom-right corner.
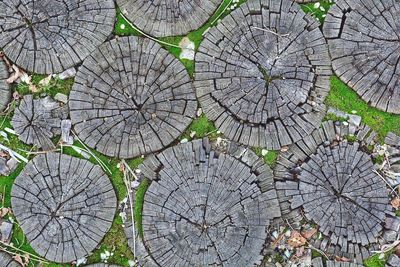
(0, 1), (398, 266)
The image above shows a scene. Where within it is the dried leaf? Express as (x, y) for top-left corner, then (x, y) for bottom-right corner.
(13, 254), (28, 267)
(20, 73), (31, 84)
(301, 228), (317, 239)
(29, 84), (39, 93)
(288, 231), (306, 248)
(0, 207), (10, 218)
(6, 65), (24, 84)
(334, 256), (351, 262)
(391, 198), (400, 210)
(38, 75), (52, 86)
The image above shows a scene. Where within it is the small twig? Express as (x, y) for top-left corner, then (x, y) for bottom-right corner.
(371, 240), (400, 254)
(120, 13), (182, 50)
(121, 159), (137, 259)
(285, 219), (329, 259)
(0, 241), (50, 264)
(0, 143), (29, 163)
(252, 26), (290, 37)
(210, 0), (234, 25)
(373, 169), (400, 198)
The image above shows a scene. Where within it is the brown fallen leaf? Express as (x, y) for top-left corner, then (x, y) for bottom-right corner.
(13, 254), (29, 267)
(288, 231), (306, 248)
(0, 207), (10, 218)
(301, 228), (317, 239)
(6, 65), (25, 84)
(29, 84), (39, 93)
(334, 255), (351, 262)
(391, 198), (400, 210)
(38, 75), (52, 86)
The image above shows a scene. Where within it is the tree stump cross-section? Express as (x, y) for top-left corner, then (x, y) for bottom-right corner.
(11, 95), (68, 150)
(0, 0), (116, 74)
(0, 59), (11, 112)
(323, 0), (400, 113)
(134, 138), (281, 267)
(11, 152), (117, 263)
(274, 120), (394, 262)
(195, 0), (332, 150)
(116, 0), (223, 37)
(69, 36), (197, 159)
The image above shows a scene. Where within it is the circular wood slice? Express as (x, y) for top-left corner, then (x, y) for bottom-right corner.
(274, 120), (393, 261)
(11, 95), (68, 150)
(323, 0), (400, 113)
(0, 0), (116, 74)
(299, 142), (388, 245)
(116, 0), (223, 37)
(0, 252), (20, 267)
(195, 0), (331, 150)
(136, 138), (281, 267)
(0, 60), (11, 112)
(69, 36), (197, 159)
(11, 152), (117, 263)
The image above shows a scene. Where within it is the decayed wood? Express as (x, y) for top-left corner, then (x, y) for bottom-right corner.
(69, 36), (197, 159)
(274, 120), (396, 262)
(11, 153), (117, 263)
(0, 60), (11, 112)
(0, 252), (20, 267)
(311, 257), (363, 267)
(11, 95), (68, 150)
(0, 0), (116, 74)
(194, 0), (332, 150)
(130, 138), (281, 267)
(323, 0), (400, 114)
(117, 0), (223, 37)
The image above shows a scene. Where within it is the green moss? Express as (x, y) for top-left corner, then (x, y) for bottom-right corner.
(300, 1), (334, 23)
(326, 76), (400, 141)
(86, 216), (134, 266)
(364, 253), (390, 267)
(181, 114), (219, 140)
(252, 148), (279, 168)
(114, 11), (142, 36)
(135, 179), (151, 238)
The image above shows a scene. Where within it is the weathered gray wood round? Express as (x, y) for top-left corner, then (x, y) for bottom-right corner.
(386, 255), (400, 267)
(195, 0), (331, 150)
(136, 138), (281, 267)
(11, 152), (117, 263)
(323, 0), (400, 113)
(69, 36), (197, 159)
(312, 258), (363, 267)
(0, 252), (20, 267)
(0, 0), (116, 74)
(117, 0), (222, 37)
(0, 60), (11, 112)
(299, 142), (387, 244)
(11, 95), (68, 150)
(274, 120), (394, 262)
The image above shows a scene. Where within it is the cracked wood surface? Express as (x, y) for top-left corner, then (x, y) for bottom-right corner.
(0, 0), (115, 74)
(11, 95), (68, 150)
(69, 36), (197, 159)
(0, 252), (20, 267)
(117, 0), (223, 37)
(11, 153), (117, 263)
(323, 0), (400, 113)
(274, 120), (395, 262)
(131, 138), (281, 267)
(0, 60), (11, 112)
(195, 0), (331, 150)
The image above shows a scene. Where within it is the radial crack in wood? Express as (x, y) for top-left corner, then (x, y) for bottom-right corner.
(323, 0), (400, 113)
(274, 120), (395, 262)
(194, 0), (332, 150)
(0, 60), (11, 112)
(0, 0), (116, 74)
(11, 95), (68, 150)
(10, 153), (117, 263)
(69, 36), (197, 159)
(127, 138), (281, 267)
(116, 0), (223, 37)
